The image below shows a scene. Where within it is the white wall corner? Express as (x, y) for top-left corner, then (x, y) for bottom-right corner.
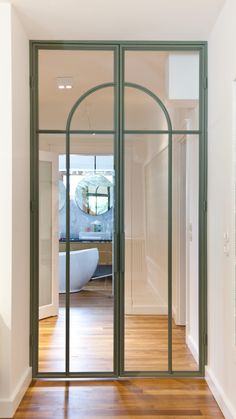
(186, 333), (199, 364)
(205, 366), (236, 419)
(0, 367), (32, 418)
(172, 305), (177, 323)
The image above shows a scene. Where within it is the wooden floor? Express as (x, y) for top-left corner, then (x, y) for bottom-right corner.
(14, 378), (223, 418)
(39, 278), (198, 372)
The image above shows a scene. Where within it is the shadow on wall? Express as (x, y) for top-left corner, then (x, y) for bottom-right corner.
(0, 314), (10, 400)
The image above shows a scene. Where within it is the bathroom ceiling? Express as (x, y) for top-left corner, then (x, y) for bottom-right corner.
(10, 0), (225, 40)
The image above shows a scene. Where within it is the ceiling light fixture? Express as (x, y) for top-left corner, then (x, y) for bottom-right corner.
(56, 77), (73, 90)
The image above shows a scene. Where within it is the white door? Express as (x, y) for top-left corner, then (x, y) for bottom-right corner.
(39, 151), (59, 320)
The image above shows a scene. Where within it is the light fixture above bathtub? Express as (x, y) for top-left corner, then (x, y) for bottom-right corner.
(56, 77), (73, 90)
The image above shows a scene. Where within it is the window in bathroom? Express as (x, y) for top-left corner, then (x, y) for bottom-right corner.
(58, 154), (113, 240)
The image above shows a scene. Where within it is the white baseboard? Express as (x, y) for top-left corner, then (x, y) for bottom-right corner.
(205, 366), (236, 419)
(0, 367), (32, 418)
(172, 305), (177, 323)
(186, 333), (199, 364)
(127, 304), (168, 315)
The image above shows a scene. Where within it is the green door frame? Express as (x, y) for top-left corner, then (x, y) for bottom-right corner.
(30, 40), (208, 379)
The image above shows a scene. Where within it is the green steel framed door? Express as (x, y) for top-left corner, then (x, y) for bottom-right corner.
(30, 41), (207, 378)
(119, 45), (207, 377)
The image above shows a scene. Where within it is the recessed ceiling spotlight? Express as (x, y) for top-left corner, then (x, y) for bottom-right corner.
(56, 77), (73, 90)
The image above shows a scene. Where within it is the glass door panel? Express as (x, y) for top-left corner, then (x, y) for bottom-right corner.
(70, 86), (114, 131)
(124, 134), (169, 371)
(38, 50), (114, 130)
(68, 135), (114, 372)
(124, 50), (200, 131)
(124, 87), (169, 131)
(172, 134), (199, 371)
(38, 136), (65, 373)
(37, 47), (116, 375)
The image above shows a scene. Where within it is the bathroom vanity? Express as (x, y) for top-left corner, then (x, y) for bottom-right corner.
(59, 240), (112, 266)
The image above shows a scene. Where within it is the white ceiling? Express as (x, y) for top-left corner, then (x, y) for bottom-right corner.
(8, 0), (225, 40)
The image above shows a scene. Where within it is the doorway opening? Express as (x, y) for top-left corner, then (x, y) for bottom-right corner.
(30, 41), (207, 378)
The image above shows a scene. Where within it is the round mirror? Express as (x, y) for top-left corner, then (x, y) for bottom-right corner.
(59, 180), (66, 211)
(75, 174), (113, 216)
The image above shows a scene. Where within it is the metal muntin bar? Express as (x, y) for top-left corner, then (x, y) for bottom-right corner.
(125, 130), (200, 135)
(36, 371), (117, 379)
(37, 130), (115, 134)
(30, 42), (39, 376)
(113, 46), (120, 377)
(198, 47), (203, 374)
(120, 370), (202, 377)
(36, 369), (202, 379)
(168, 132), (173, 373)
(34, 43), (118, 51)
(118, 45), (125, 375)
(31, 40), (207, 50)
(65, 131), (70, 375)
(202, 43), (208, 372)
(37, 129), (201, 135)
(197, 47), (203, 374)
(64, 82), (172, 132)
(198, 45), (208, 374)
(121, 45), (203, 52)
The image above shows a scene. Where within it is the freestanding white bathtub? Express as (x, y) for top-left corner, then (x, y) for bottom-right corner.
(59, 248), (99, 293)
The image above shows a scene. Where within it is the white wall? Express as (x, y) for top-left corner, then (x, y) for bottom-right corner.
(0, 3), (13, 403)
(144, 138), (169, 313)
(124, 141), (148, 313)
(0, 4), (31, 418)
(206, 0), (236, 417)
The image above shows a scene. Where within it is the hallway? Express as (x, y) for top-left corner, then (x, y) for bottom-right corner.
(39, 279), (198, 372)
(2, 0), (236, 418)
(14, 378), (223, 418)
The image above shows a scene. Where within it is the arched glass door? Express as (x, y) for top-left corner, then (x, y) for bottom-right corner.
(31, 42), (207, 378)
(122, 48), (203, 375)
